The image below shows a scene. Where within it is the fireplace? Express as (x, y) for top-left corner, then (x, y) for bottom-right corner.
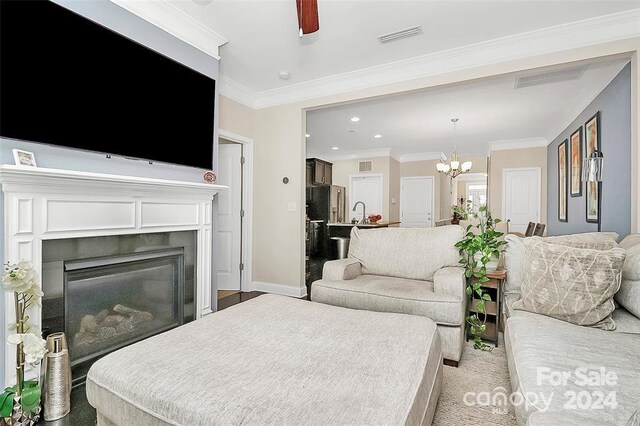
(42, 232), (196, 385)
(0, 165), (221, 387)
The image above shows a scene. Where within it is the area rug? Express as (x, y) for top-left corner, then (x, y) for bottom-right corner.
(433, 334), (517, 425)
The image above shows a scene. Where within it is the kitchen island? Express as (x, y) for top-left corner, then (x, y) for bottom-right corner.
(327, 221), (401, 238)
(327, 221), (401, 228)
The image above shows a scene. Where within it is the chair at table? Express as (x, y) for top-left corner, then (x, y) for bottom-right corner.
(524, 222), (536, 237)
(533, 223), (546, 236)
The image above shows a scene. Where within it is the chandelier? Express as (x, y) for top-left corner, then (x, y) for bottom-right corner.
(436, 118), (472, 178)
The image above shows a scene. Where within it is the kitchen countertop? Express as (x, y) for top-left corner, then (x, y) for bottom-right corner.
(327, 221), (401, 228)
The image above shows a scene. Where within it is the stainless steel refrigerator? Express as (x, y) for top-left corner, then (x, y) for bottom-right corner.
(308, 185), (346, 223)
(306, 185), (346, 257)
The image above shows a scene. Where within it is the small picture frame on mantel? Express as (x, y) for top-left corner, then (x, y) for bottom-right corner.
(12, 149), (37, 167)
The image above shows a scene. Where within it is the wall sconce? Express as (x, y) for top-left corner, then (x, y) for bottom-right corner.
(582, 150), (603, 182)
(582, 150), (603, 231)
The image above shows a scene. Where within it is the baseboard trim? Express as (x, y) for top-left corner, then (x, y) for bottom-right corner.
(253, 281), (307, 298)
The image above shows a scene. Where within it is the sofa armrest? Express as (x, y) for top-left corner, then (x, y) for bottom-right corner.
(433, 267), (466, 300)
(322, 259), (362, 281)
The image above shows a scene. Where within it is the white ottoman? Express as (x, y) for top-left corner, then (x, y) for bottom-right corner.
(87, 294), (442, 425)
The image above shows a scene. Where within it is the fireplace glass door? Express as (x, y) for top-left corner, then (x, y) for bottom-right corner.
(64, 248), (184, 380)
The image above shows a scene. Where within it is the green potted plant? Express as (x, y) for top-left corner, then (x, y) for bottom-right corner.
(454, 206), (506, 350)
(451, 199), (473, 225)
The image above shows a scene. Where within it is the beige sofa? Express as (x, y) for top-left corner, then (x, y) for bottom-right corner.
(503, 232), (640, 425)
(311, 225), (466, 365)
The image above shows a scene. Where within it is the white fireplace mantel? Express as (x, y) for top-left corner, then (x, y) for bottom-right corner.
(0, 165), (227, 385)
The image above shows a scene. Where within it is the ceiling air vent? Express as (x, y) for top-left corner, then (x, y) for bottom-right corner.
(515, 65), (587, 89)
(377, 26), (423, 44)
(359, 161), (373, 172)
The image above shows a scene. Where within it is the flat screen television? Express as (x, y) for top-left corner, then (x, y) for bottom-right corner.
(0, 0), (216, 170)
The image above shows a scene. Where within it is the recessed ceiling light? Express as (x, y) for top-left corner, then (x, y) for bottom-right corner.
(374, 134), (382, 139)
(305, 133), (311, 138)
(278, 71), (291, 80)
(350, 116), (360, 122)
(332, 146), (339, 150)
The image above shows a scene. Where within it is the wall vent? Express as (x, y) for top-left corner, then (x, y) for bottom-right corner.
(377, 26), (423, 44)
(359, 161), (373, 172)
(515, 65), (587, 89)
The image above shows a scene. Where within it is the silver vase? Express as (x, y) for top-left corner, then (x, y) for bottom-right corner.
(42, 333), (71, 421)
(2, 395), (41, 426)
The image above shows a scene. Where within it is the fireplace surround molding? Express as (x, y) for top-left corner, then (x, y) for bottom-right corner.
(0, 164), (226, 386)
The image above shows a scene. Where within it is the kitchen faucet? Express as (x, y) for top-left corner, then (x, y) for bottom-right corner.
(352, 201), (366, 224)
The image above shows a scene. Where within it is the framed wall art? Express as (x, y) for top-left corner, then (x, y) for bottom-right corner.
(570, 127), (582, 197)
(558, 139), (568, 222)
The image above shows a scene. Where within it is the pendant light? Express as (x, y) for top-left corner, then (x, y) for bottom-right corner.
(436, 118), (472, 178)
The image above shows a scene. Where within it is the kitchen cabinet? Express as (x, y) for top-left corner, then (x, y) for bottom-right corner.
(306, 161), (313, 187)
(307, 158), (332, 186)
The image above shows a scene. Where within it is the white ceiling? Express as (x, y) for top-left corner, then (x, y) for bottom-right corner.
(170, 0), (639, 93)
(305, 58), (629, 159)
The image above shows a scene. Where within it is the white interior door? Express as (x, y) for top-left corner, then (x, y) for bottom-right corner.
(349, 175), (383, 221)
(400, 176), (434, 227)
(503, 168), (541, 233)
(217, 143), (242, 290)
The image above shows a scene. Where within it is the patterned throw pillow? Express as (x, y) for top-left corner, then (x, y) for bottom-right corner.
(530, 236), (618, 251)
(512, 238), (626, 330)
(543, 231), (619, 244)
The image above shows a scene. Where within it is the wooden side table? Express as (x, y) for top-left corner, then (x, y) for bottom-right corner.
(466, 269), (507, 347)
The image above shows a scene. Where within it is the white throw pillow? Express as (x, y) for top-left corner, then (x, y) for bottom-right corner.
(619, 234), (640, 251)
(504, 234), (525, 295)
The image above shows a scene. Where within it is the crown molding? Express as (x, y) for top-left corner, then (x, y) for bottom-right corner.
(488, 137), (549, 152)
(398, 152), (446, 163)
(544, 60), (628, 144)
(308, 149), (451, 163)
(219, 8), (640, 109)
(219, 75), (258, 108)
(311, 148), (394, 162)
(109, 0), (227, 59)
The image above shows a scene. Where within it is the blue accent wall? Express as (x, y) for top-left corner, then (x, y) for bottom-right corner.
(1, 0), (220, 382)
(547, 63), (631, 238)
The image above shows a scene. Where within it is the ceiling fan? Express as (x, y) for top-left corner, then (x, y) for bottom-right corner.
(296, 0), (319, 37)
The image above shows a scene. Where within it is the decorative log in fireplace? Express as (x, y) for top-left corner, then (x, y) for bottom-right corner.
(74, 304), (154, 349)
(57, 247), (188, 385)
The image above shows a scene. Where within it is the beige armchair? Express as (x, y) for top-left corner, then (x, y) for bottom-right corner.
(311, 225), (467, 365)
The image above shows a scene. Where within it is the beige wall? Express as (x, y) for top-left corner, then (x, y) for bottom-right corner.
(219, 95), (255, 139)
(488, 147), (548, 226)
(218, 38), (640, 294)
(331, 156), (391, 220)
(253, 104), (306, 287)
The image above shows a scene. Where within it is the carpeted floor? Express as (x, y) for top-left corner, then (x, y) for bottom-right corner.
(433, 334), (517, 425)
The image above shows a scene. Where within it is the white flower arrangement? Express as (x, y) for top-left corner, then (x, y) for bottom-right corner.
(8, 334), (48, 364)
(2, 261), (47, 364)
(1, 261), (47, 422)
(2, 261), (40, 293)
